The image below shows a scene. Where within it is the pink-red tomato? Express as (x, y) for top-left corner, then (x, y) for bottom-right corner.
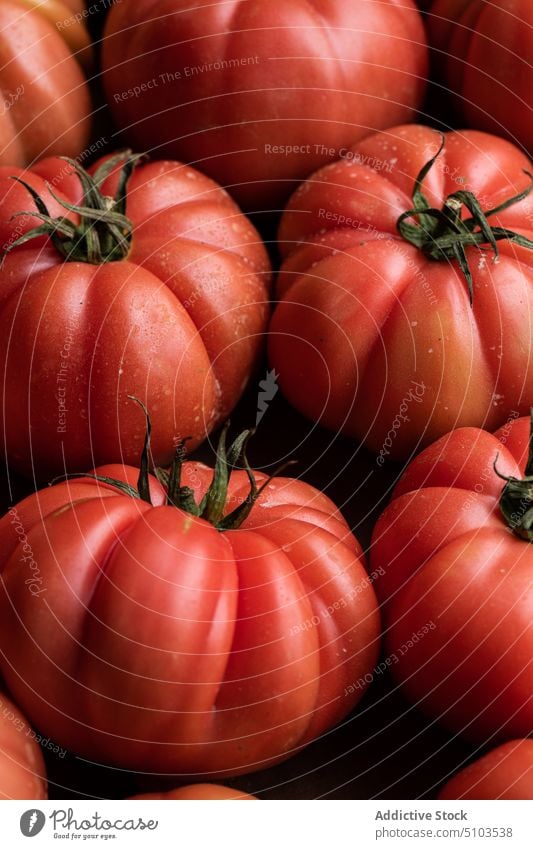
(427, 0), (533, 153)
(101, 0), (427, 211)
(0, 434), (380, 777)
(0, 690), (47, 799)
(439, 740), (533, 800)
(0, 154), (271, 478)
(19, 0), (93, 68)
(130, 784), (255, 800)
(0, 0), (91, 166)
(270, 124), (533, 460)
(371, 413), (533, 742)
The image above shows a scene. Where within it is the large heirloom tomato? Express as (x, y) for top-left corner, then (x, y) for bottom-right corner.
(130, 784), (255, 800)
(270, 125), (533, 460)
(439, 740), (533, 800)
(0, 690), (47, 799)
(427, 0), (533, 153)
(101, 0), (427, 211)
(0, 153), (270, 478)
(0, 0), (91, 166)
(0, 422), (380, 776)
(370, 413), (533, 742)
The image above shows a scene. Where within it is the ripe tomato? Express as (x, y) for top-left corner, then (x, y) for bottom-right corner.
(270, 125), (533, 460)
(371, 413), (533, 742)
(130, 784), (255, 800)
(0, 421), (380, 776)
(101, 0), (427, 211)
(0, 153), (271, 478)
(427, 0), (533, 153)
(439, 740), (533, 800)
(0, 690), (47, 799)
(20, 0), (93, 68)
(0, 0), (91, 166)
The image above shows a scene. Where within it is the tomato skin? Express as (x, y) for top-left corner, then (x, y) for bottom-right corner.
(428, 0), (533, 152)
(0, 462), (380, 776)
(371, 415), (533, 743)
(439, 740), (533, 800)
(101, 0), (427, 210)
(0, 1), (91, 166)
(130, 784), (255, 800)
(0, 690), (47, 799)
(270, 125), (533, 459)
(0, 158), (271, 478)
(24, 0), (94, 68)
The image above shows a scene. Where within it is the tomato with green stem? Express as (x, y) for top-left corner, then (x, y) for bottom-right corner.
(0, 407), (380, 776)
(371, 411), (533, 742)
(270, 125), (533, 460)
(0, 152), (270, 479)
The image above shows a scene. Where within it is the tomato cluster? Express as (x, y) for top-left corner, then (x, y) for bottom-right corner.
(0, 0), (531, 803)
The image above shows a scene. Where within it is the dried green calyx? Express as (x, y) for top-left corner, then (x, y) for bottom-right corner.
(397, 136), (533, 304)
(2, 151), (142, 265)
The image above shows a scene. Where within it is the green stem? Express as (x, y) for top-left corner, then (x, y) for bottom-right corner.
(396, 135), (533, 304)
(52, 398), (293, 532)
(2, 151), (142, 265)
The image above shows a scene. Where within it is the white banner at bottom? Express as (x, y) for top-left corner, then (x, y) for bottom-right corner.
(2, 800), (532, 849)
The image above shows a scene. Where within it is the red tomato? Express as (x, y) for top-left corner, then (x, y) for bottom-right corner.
(0, 690), (47, 799)
(101, 0), (427, 211)
(0, 423), (380, 776)
(427, 0), (533, 153)
(130, 784), (255, 800)
(0, 0), (91, 166)
(20, 0), (93, 69)
(439, 740), (533, 800)
(0, 153), (271, 478)
(270, 124), (533, 460)
(371, 413), (533, 742)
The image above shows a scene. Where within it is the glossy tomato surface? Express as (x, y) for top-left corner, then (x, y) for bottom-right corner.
(101, 0), (427, 210)
(428, 0), (533, 152)
(0, 0), (91, 166)
(0, 156), (271, 478)
(0, 690), (47, 799)
(371, 414), (533, 743)
(0, 455), (380, 776)
(439, 740), (533, 800)
(270, 124), (533, 459)
(130, 783), (255, 800)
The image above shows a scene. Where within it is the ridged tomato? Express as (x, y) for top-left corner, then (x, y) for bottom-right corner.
(19, 0), (93, 68)
(102, 0), (427, 210)
(0, 421), (380, 776)
(0, 0), (91, 165)
(270, 125), (533, 459)
(427, 0), (533, 153)
(371, 413), (533, 742)
(0, 153), (271, 478)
